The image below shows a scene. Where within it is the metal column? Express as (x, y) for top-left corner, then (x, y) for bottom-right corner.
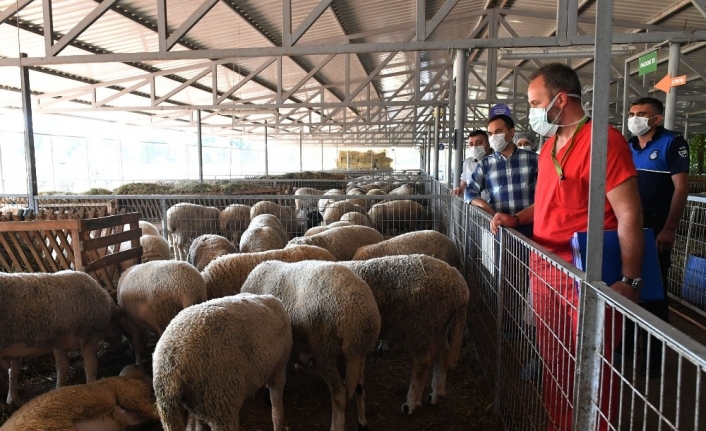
(427, 127), (432, 174)
(20, 53), (38, 211)
(197, 110), (203, 183)
(447, 73), (455, 188)
(264, 121), (269, 176)
(453, 49), (467, 189)
(664, 42), (681, 130)
(433, 106), (440, 180)
(299, 131), (303, 172)
(621, 60), (630, 136)
(573, 0), (613, 428)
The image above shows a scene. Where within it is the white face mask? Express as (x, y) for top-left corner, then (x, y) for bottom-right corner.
(489, 134), (509, 152)
(628, 115), (655, 136)
(518, 145), (533, 152)
(471, 146), (487, 161)
(529, 93), (582, 137)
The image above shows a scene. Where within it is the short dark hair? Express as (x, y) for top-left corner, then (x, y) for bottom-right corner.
(469, 129), (489, 141)
(488, 114), (515, 130)
(529, 62), (582, 98)
(631, 96), (664, 115)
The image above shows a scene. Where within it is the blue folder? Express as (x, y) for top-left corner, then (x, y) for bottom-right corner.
(570, 229), (665, 302)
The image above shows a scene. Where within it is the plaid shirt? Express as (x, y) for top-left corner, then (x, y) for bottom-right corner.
(464, 146), (539, 214)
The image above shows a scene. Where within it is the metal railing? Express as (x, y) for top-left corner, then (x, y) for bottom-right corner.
(670, 195), (706, 316)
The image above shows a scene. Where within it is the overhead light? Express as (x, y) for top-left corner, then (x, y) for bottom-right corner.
(499, 44), (636, 60)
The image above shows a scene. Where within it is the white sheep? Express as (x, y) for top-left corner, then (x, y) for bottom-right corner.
(240, 214), (289, 253)
(342, 255), (469, 414)
(303, 220), (353, 237)
(187, 234), (237, 271)
(250, 201), (298, 238)
(352, 230), (460, 267)
(317, 188), (345, 213)
(323, 200), (367, 225)
(117, 234), (172, 272)
(294, 187), (324, 213)
(166, 203), (221, 261)
(368, 199), (429, 234)
(202, 244), (336, 299)
(153, 293), (292, 431)
(339, 211), (372, 227)
(0, 365), (158, 431)
(0, 271), (123, 405)
(219, 203), (251, 246)
(241, 260), (381, 431)
(287, 225), (384, 260)
(117, 260), (207, 364)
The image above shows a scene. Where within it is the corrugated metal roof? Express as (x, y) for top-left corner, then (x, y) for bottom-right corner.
(0, 0), (704, 141)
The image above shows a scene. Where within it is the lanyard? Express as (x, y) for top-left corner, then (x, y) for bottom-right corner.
(551, 116), (588, 180)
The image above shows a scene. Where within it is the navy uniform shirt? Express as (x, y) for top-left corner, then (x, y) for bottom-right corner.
(629, 126), (689, 217)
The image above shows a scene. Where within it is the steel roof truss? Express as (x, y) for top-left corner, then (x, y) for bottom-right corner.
(0, 0), (34, 26)
(95, 78), (150, 107)
(154, 67), (212, 106)
(51, 0), (120, 56)
(291, 0), (333, 46)
(693, 0), (706, 19)
(165, 0), (219, 51)
(217, 58), (277, 105)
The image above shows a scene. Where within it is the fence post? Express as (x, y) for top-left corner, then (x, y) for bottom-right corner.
(682, 204), (697, 277)
(493, 228), (505, 414)
(160, 199), (168, 240)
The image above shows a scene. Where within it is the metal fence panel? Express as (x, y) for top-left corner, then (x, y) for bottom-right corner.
(670, 195), (706, 316)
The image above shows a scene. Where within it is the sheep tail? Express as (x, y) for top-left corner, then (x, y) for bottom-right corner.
(446, 304), (467, 369)
(344, 355), (364, 399)
(156, 388), (188, 431)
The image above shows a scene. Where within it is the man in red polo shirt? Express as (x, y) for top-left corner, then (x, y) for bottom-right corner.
(490, 63), (644, 430)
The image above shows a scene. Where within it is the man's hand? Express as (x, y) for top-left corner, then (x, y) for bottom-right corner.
(490, 212), (515, 234)
(655, 227), (676, 253)
(450, 186), (462, 197)
(609, 280), (640, 303)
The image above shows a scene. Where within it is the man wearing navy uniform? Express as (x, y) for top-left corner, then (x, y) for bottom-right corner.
(625, 96), (689, 377)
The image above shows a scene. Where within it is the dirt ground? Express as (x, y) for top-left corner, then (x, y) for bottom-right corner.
(0, 338), (502, 431)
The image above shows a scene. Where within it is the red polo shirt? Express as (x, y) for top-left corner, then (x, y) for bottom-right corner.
(533, 119), (637, 262)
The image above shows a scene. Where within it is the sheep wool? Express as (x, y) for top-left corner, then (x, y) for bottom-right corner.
(294, 187), (323, 213)
(352, 230), (460, 267)
(249, 201), (298, 238)
(342, 255), (469, 415)
(166, 203), (221, 261)
(219, 204), (251, 246)
(202, 245), (336, 299)
(187, 234), (237, 271)
(0, 270), (122, 406)
(368, 199), (428, 234)
(322, 200), (367, 225)
(0, 366), (158, 431)
(240, 214), (289, 253)
(339, 211), (372, 227)
(241, 260), (381, 431)
(287, 225), (383, 261)
(117, 260), (207, 364)
(153, 293), (292, 431)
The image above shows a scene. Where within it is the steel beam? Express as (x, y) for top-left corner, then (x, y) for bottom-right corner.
(51, 0), (119, 55)
(416, 0), (426, 41)
(157, 0), (167, 53)
(427, 0), (460, 40)
(282, 0), (292, 47)
(20, 53), (38, 210)
(0, 0), (34, 26)
(95, 78), (150, 107)
(217, 58), (277, 104)
(453, 49), (467, 189)
(693, 0), (706, 19)
(42, 0), (53, 56)
(292, 0), (333, 45)
(197, 110), (203, 182)
(154, 68), (212, 106)
(166, 0), (219, 51)
(665, 42), (681, 129)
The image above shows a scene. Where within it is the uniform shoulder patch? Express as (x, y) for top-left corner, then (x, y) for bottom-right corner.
(678, 146), (688, 158)
(649, 150), (659, 160)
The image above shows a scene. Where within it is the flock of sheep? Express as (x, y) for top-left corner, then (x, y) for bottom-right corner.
(0, 175), (470, 431)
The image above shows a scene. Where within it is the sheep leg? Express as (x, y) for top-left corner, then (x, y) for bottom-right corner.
(316, 356), (347, 431)
(403, 354), (431, 415)
(354, 362), (369, 431)
(81, 339), (100, 383)
(53, 348), (70, 388)
(6, 359), (21, 405)
(128, 319), (146, 365)
(267, 352), (288, 431)
(429, 336), (448, 405)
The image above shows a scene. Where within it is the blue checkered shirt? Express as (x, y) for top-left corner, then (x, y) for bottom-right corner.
(464, 147), (539, 214)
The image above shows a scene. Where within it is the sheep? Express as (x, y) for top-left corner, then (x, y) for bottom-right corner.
(219, 204), (251, 246)
(346, 187), (376, 210)
(303, 220), (353, 237)
(340, 211), (372, 227)
(388, 183), (416, 196)
(241, 260), (381, 431)
(240, 214), (289, 253)
(294, 187), (324, 213)
(0, 271), (123, 406)
(187, 234), (237, 271)
(202, 245), (336, 299)
(373, 181), (395, 193)
(368, 199), (429, 234)
(117, 260), (207, 365)
(115, 232), (172, 272)
(0, 365), (158, 431)
(317, 188), (345, 213)
(117, 220), (160, 237)
(342, 255), (469, 415)
(323, 200), (367, 225)
(153, 293), (292, 431)
(167, 203), (221, 261)
(287, 225), (384, 261)
(250, 201), (298, 238)
(352, 230), (460, 267)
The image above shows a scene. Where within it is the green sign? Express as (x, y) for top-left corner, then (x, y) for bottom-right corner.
(638, 51), (657, 76)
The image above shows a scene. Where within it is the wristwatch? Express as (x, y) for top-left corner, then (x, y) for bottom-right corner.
(620, 276), (644, 290)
